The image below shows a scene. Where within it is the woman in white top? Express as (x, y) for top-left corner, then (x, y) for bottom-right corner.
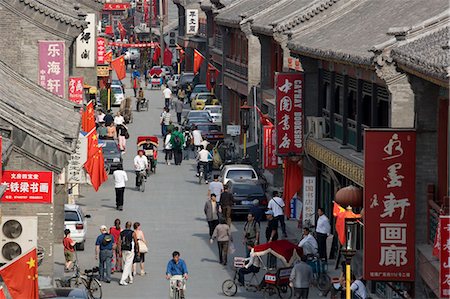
(114, 112), (125, 126)
(164, 129), (173, 165)
(132, 222), (148, 276)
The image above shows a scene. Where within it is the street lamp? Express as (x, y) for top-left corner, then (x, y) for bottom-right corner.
(343, 213), (359, 299)
(240, 104), (251, 157)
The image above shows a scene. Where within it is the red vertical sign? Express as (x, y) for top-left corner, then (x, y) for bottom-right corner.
(275, 73), (304, 156)
(263, 126), (277, 169)
(440, 215), (450, 298)
(364, 129), (416, 281)
(97, 37), (106, 65)
(68, 77), (84, 105)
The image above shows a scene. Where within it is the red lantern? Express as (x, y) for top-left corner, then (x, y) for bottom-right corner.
(335, 185), (363, 208)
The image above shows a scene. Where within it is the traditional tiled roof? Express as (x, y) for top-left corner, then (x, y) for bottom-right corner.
(17, 0), (88, 29)
(214, 0), (280, 27)
(0, 60), (80, 156)
(77, 0), (105, 11)
(287, 0), (449, 66)
(392, 26), (449, 82)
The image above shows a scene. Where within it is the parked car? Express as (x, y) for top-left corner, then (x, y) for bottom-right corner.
(185, 110), (212, 122)
(194, 122), (224, 142)
(177, 72), (196, 90)
(111, 84), (124, 106)
(64, 204), (90, 251)
(220, 164), (259, 186)
(191, 93), (220, 110)
(189, 84), (209, 101)
(39, 287), (89, 299)
(203, 105), (222, 125)
(226, 179), (268, 216)
(99, 139), (123, 173)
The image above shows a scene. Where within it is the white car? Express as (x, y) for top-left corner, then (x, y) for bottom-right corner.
(64, 204), (90, 251)
(220, 164), (259, 186)
(203, 105), (222, 125)
(111, 84), (124, 106)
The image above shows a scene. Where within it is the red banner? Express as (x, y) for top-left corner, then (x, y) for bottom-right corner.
(364, 130), (416, 281)
(1, 171), (54, 204)
(109, 42), (157, 48)
(275, 73), (304, 156)
(440, 215), (450, 298)
(264, 126), (277, 169)
(103, 3), (130, 10)
(97, 37), (106, 65)
(68, 77), (84, 105)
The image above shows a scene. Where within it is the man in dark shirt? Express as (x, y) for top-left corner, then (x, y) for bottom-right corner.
(265, 210), (278, 268)
(95, 225), (115, 283)
(219, 185), (234, 226)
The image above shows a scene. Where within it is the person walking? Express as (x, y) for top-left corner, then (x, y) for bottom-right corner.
(177, 88), (186, 104)
(170, 127), (185, 165)
(109, 219), (122, 273)
(106, 122), (117, 139)
(265, 210), (278, 268)
(183, 128), (193, 160)
(243, 213), (260, 257)
(95, 225), (115, 283)
(268, 191), (287, 238)
(117, 124), (128, 152)
(163, 84), (172, 108)
(114, 112), (125, 126)
(289, 255), (313, 299)
(316, 207), (331, 261)
(132, 76), (140, 97)
(160, 107), (171, 137)
(104, 110), (114, 126)
(204, 194), (220, 238)
(192, 125), (203, 151)
(208, 175), (224, 203)
(119, 221), (139, 286)
(210, 218), (232, 265)
(63, 229), (76, 272)
(174, 97), (184, 124)
(164, 129), (173, 165)
(219, 185), (234, 226)
(113, 165), (128, 210)
(132, 222), (148, 276)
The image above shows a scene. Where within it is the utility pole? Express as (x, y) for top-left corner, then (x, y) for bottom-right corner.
(159, 0), (164, 66)
(149, 0), (152, 42)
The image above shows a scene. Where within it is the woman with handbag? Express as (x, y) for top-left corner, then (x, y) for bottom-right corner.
(132, 222), (148, 276)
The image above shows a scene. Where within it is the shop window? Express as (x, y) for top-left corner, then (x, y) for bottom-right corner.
(347, 90), (356, 120)
(334, 86), (342, 115)
(362, 94), (372, 126)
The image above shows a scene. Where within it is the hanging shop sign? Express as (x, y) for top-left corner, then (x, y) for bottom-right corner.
(263, 126), (277, 169)
(186, 9), (199, 35)
(38, 41), (65, 98)
(76, 13), (96, 67)
(1, 171), (54, 204)
(68, 77), (84, 105)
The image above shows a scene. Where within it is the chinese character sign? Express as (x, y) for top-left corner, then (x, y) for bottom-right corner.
(364, 130), (416, 281)
(440, 216), (450, 298)
(263, 126), (277, 169)
(302, 176), (316, 226)
(38, 41), (65, 98)
(186, 9), (199, 35)
(1, 171), (53, 204)
(97, 37), (106, 65)
(76, 13), (96, 67)
(275, 73), (304, 156)
(68, 77), (84, 105)
(67, 133), (87, 184)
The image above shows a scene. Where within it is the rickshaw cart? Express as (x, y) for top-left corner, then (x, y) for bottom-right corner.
(150, 75), (162, 89)
(119, 97), (133, 123)
(137, 136), (159, 173)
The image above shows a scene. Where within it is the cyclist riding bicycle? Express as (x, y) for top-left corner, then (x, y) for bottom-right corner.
(142, 139), (157, 172)
(166, 251), (188, 299)
(133, 150), (148, 189)
(196, 145), (211, 183)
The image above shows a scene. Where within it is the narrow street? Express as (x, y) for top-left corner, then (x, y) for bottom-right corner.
(56, 74), (284, 298)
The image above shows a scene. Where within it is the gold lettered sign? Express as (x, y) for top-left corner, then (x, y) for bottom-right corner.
(97, 66), (110, 77)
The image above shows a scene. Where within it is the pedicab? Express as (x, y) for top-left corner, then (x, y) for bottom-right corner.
(222, 240), (303, 298)
(137, 136), (159, 174)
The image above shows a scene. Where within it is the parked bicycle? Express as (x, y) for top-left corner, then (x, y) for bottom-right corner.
(307, 256), (331, 292)
(55, 264), (102, 299)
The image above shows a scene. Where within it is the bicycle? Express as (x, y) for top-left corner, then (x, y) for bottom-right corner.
(55, 264), (102, 299)
(136, 170), (146, 192)
(197, 162), (207, 184)
(169, 276), (185, 299)
(307, 256), (331, 292)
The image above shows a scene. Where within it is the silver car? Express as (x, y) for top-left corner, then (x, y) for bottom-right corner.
(64, 204), (90, 251)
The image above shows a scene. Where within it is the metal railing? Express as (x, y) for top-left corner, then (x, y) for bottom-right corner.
(225, 57), (248, 79)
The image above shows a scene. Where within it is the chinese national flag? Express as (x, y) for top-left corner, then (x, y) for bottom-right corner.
(84, 144), (108, 191)
(163, 48), (173, 66)
(0, 287), (6, 299)
(118, 21), (127, 40)
(111, 56), (126, 80)
(206, 63), (219, 91)
(193, 49), (204, 74)
(0, 248), (39, 299)
(333, 202), (361, 245)
(152, 45), (161, 63)
(81, 101), (95, 133)
(86, 128), (99, 159)
(104, 51), (113, 63)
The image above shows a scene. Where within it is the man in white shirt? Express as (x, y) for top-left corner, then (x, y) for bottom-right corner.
(113, 164), (128, 211)
(191, 126), (203, 151)
(208, 175), (224, 203)
(316, 207), (331, 261)
(197, 145), (211, 183)
(298, 227), (318, 257)
(133, 150), (148, 189)
(162, 85), (172, 108)
(268, 191), (287, 238)
(164, 129), (173, 165)
(160, 107), (171, 136)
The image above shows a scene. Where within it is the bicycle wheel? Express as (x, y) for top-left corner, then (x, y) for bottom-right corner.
(140, 176), (145, 192)
(277, 285), (293, 298)
(88, 278), (102, 299)
(222, 279), (237, 297)
(317, 273), (331, 292)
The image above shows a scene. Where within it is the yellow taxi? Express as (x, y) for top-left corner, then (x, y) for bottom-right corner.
(191, 92), (220, 110)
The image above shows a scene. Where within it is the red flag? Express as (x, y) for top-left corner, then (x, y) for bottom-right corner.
(163, 48), (173, 66)
(193, 49), (204, 74)
(84, 136), (108, 192)
(206, 63), (219, 91)
(282, 159), (303, 216)
(0, 248), (39, 299)
(179, 48), (185, 63)
(105, 25), (113, 36)
(111, 56), (126, 80)
(118, 21), (127, 40)
(81, 101), (95, 133)
(333, 202), (361, 245)
(86, 129), (99, 158)
(0, 287), (6, 299)
(433, 219), (441, 257)
(104, 51), (113, 63)
(152, 45), (161, 63)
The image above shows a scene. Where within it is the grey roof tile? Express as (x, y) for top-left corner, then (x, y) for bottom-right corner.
(215, 0), (281, 27)
(287, 0), (449, 66)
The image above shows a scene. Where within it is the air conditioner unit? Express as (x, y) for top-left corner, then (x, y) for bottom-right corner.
(141, 23), (147, 30)
(307, 116), (326, 139)
(0, 216), (37, 263)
